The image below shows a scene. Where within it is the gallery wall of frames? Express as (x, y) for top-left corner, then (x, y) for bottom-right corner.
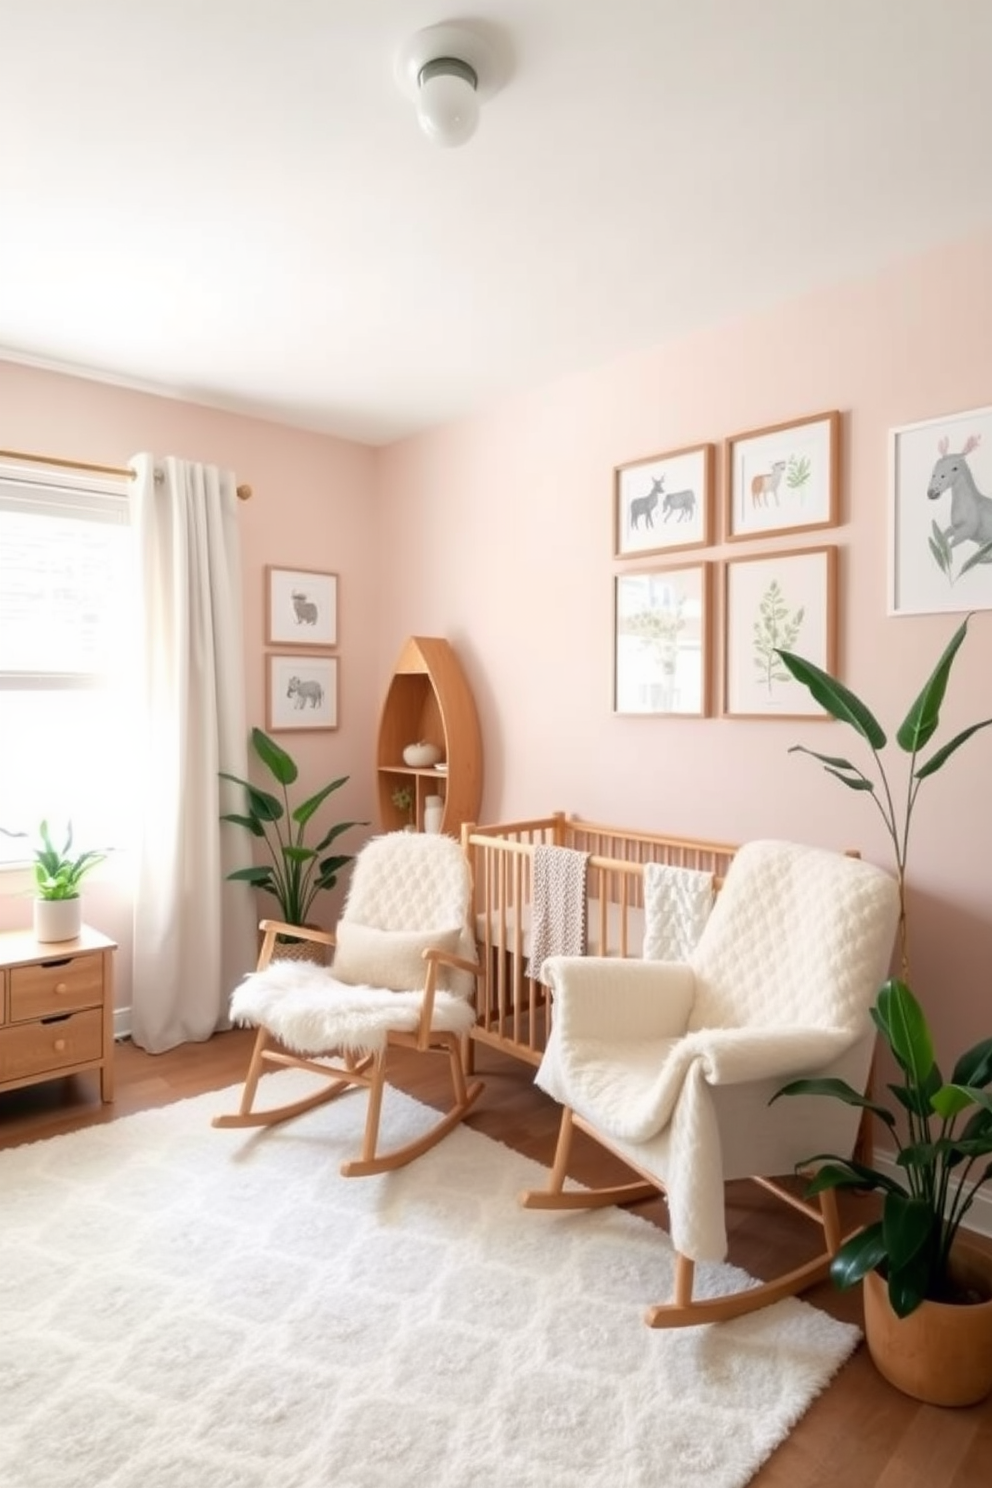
(612, 410), (840, 721)
(612, 400), (992, 720)
(264, 565), (340, 732)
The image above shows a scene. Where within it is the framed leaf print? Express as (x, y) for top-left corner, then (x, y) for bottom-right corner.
(722, 547), (837, 719)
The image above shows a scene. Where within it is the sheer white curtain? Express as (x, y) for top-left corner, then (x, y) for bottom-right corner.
(129, 454), (257, 1053)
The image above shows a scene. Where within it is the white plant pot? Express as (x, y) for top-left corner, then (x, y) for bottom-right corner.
(34, 896), (82, 944)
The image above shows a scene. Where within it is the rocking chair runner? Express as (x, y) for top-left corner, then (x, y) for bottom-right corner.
(213, 832), (484, 1175)
(519, 839), (900, 1327)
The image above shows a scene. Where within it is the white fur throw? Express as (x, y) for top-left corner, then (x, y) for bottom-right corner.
(230, 961), (477, 1056)
(332, 921), (463, 991)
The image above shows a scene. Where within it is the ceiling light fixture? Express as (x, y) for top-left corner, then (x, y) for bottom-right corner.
(395, 23), (498, 148)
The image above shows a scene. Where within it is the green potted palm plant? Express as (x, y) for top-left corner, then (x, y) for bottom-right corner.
(220, 727), (366, 959)
(771, 615), (992, 1405)
(0, 820), (106, 943)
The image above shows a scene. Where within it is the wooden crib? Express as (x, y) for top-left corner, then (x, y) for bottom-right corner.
(459, 813), (738, 1069)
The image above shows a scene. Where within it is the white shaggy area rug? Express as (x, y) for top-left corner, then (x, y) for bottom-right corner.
(0, 1072), (860, 1488)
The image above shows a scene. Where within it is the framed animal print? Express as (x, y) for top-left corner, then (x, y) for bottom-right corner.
(889, 403), (992, 615)
(725, 411), (839, 541)
(266, 653), (339, 731)
(266, 566), (338, 647)
(613, 443), (713, 559)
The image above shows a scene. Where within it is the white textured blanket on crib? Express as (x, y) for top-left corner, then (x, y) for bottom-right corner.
(642, 862), (714, 961)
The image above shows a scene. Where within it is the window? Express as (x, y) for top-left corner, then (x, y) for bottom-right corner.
(0, 465), (136, 866)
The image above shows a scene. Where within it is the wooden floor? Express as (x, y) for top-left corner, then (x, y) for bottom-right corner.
(2, 1029), (991, 1487)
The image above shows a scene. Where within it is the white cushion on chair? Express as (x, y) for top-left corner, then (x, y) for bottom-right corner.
(332, 921), (463, 991)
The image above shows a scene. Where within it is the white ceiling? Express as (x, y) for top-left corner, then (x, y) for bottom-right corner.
(3, 1), (991, 447)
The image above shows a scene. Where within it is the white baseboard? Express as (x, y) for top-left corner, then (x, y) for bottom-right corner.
(113, 1006), (132, 1041)
(874, 1147), (992, 1240)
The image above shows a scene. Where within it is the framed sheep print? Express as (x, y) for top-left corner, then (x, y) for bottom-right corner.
(889, 403), (992, 615)
(725, 410), (839, 541)
(267, 653), (339, 732)
(722, 546), (837, 719)
(614, 443), (713, 559)
(613, 562), (711, 717)
(266, 566), (338, 647)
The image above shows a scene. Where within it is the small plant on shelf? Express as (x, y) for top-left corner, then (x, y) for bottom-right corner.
(391, 785), (414, 827)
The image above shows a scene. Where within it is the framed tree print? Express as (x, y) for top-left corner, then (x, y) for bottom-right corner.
(266, 566), (338, 647)
(725, 411), (839, 541)
(723, 546), (837, 719)
(614, 443), (713, 558)
(613, 562), (711, 716)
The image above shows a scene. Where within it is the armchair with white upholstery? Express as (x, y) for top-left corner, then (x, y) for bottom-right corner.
(520, 839), (900, 1326)
(213, 831), (483, 1175)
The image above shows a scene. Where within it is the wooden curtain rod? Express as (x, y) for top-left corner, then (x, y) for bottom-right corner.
(0, 447), (252, 500)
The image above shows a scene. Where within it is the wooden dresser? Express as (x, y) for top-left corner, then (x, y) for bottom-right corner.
(0, 926), (116, 1102)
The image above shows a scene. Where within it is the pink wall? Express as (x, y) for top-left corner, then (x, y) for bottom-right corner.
(0, 362), (380, 1004)
(1, 231), (989, 1076)
(376, 231), (992, 1074)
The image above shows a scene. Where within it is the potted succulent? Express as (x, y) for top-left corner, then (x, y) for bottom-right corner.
(771, 615), (992, 1405)
(0, 819), (106, 943)
(391, 784), (415, 829)
(220, 727), (366, 958)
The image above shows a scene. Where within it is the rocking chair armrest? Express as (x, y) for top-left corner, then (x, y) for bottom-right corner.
(543, 956), (696, 1041)
(256, 919), (337, 971)
(426, 947), (481, 978)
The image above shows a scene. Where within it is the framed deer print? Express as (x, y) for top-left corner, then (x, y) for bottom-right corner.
(725, 411), (839, 541)
(722, 546), (837, 719)
(614, 443), (713, 559)
(889, 403), (992, 615)
(613, 562), (712, 716)
(266, 566), (338, 647)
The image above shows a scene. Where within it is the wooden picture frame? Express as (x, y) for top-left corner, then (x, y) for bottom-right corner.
(614, 443), (713, 559)
(613, 562), (711, 717)
(725, 411), (839, 541)
(722, 546), (837, 719)
(889, 403), (992, 616)
(266, 566), (338, 647)
(266, 653), (339, 731)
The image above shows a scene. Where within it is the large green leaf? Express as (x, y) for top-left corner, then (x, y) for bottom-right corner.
(951, 1037), (992, 1090)
(874, 980), (934, 1085)
(227, 865), (278, 889)
(775, 650), (886, 747)
(895, 616), (969, 752)
(802, 1160), (901, 1197)
(915, 720), (992, 780)
(292, 777), (349, 828)
(220, 811), (265, 839)
(881, 1192), (933, 1269)
(250, 727), (298, 787)
(829, 1222), (887, 1289)
(931, 1084), (992, 1122)
(773, 1075), (896, 1129)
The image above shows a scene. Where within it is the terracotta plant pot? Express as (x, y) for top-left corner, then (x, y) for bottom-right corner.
(863, 1247), (992, 1407)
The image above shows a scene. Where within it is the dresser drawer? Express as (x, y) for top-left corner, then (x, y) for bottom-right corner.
(0, 1007), (103, 1084)
(9, 952), (104, 1021)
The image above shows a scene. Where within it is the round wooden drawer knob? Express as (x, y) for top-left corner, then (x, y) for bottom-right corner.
(55, 982), (68, 995)
(53, 1038), (66, 1052)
